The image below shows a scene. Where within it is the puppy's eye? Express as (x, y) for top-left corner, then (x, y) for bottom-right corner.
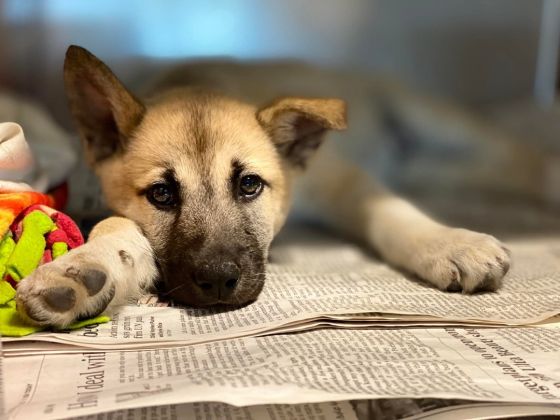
(147, 183), (176, 208)
(239, 175), (263, 198)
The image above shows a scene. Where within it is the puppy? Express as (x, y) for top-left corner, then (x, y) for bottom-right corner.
(16, 46), (511, 327)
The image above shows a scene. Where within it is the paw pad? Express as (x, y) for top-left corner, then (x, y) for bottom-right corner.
(41, 286), (76, 312)
(65, 266), (107, 296)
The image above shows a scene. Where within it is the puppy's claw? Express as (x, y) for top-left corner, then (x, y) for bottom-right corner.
(413, 228), (511, 294)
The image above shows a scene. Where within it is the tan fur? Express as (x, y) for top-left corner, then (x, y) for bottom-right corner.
(98, 90), (290, 235)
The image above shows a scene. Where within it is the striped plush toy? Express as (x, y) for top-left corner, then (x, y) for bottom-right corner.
(0, 123), (109, 336)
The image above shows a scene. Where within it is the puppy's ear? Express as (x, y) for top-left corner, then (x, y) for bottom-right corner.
(257, 97), (347, 167)
(64, 45), (145, 165)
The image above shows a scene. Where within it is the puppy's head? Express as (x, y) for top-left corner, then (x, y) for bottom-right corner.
(64, 46), (346, 307)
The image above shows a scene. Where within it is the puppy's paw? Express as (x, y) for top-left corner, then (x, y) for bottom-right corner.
(16, 257), (115, 329)
(413, 228), (511, 293)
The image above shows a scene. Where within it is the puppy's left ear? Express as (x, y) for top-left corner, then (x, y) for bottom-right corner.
(257, 97), (347, 167)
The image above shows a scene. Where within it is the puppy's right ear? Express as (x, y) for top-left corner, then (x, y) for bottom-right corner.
(64, 45), (145, 165)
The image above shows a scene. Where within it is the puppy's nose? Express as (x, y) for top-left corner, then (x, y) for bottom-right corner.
(194, 261), (240, 299)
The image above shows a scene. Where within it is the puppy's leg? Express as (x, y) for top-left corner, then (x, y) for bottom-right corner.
(16, 217), (158, 328)
(298, 151), (511, 292)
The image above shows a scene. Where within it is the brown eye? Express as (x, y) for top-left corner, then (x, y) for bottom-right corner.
(147, 183), (176, 208)
(239, 175), (263, 198)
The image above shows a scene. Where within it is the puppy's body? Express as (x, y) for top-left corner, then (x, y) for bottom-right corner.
(17, 47), (511, 327)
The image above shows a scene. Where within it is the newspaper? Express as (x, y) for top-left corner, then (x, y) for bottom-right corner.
(40, 400), (560, 420)
(10, 312), (556, 357)
(402, 402), (560, 420)
(3, 231), (560, 354)
(353, 399), (560, 420)
(4, 327), (560, 419)
(67, 401), (358, 420)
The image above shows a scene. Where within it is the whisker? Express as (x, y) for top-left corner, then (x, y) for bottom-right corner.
(159, 283), (185, 297)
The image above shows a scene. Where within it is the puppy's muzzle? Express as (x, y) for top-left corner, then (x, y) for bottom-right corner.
(193, 260), (240, 299)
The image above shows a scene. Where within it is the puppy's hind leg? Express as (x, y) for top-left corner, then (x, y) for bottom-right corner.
(299, 151), (511, 293)
(16, 217), (158, 328)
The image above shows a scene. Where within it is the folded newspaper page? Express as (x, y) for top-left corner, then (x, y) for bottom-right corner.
(1, 319), (509, 357)
(67, 401), (358, 420)
(43, 400), (560, 420)
(4, 232), (560, 352)
(4, 327), (560, 419)
(401, 402), (560, 420)
(354, 399), (560, 420)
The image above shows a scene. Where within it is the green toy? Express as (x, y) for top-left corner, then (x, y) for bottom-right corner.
(0, 210), (109, 337)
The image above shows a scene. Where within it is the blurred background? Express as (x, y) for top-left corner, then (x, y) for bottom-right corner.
(0, 0), (559, 235)
(0, 0), (545, 116)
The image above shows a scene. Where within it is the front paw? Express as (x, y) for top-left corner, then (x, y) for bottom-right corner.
(16, 257), (115, 329)
(413, 228), (511, 293)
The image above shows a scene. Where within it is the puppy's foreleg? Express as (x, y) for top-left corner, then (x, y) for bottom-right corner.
(299, 152), (511, 292)
(16, 217), (158, 328)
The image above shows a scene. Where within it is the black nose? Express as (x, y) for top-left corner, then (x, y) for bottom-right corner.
(194, 261), (240, 299)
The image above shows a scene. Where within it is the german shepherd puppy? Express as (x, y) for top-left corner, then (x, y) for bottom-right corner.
(16, 46), (510, 327)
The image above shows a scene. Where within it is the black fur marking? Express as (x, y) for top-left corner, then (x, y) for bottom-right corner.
(162, 168), (179, 188)
(230, 160), (244, 182)
(42, 287), (76, 312)
(229, 160), (244, 200)
(191, 101), (211, 157)
(119, 250), (134, 267)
